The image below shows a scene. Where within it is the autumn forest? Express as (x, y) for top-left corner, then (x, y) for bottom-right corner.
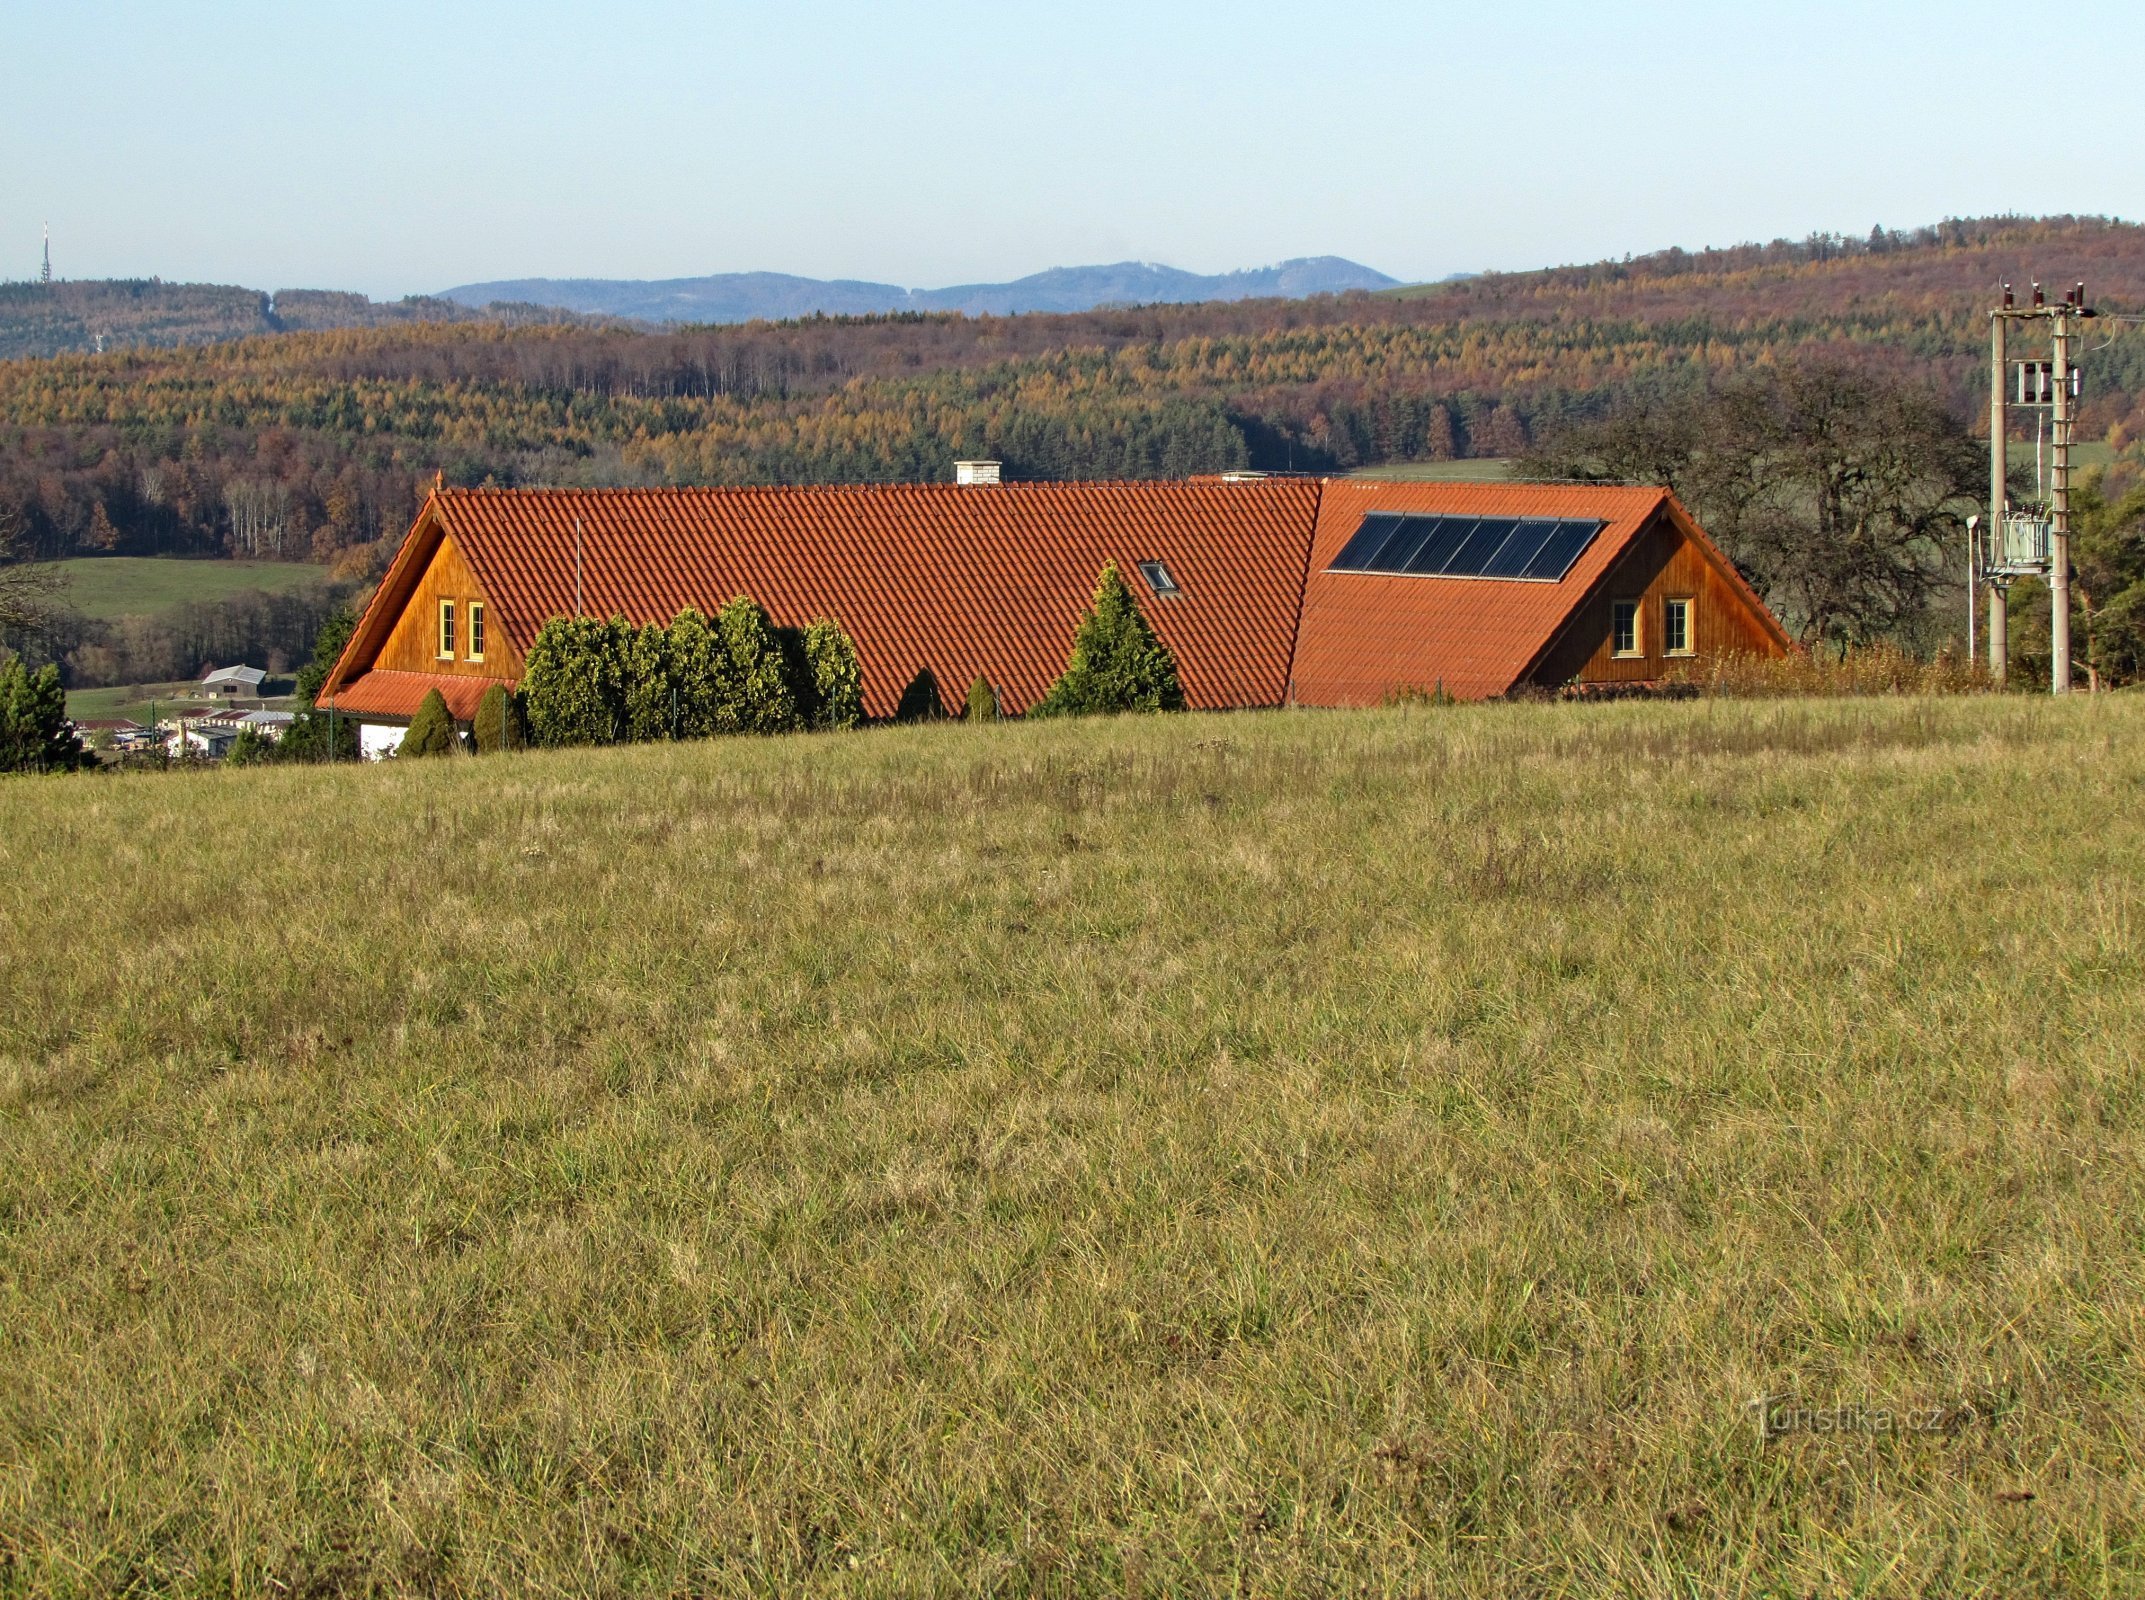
(3, 215), (2142, 583)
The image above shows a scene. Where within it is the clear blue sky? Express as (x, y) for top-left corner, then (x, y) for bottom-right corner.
(4, 0), (2140, 298)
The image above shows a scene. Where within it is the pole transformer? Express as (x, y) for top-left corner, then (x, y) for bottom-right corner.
(1983, 282), (2094, 694)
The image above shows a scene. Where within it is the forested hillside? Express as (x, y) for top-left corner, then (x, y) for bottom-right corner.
(0, 280), (593, 362)
(3, 216), (2141, 570)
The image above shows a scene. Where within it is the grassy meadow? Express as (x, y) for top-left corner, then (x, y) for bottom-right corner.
(47, 558), (333, 622)
(1, 698), (2142, 1595)
(1346, 458), (1513, 483)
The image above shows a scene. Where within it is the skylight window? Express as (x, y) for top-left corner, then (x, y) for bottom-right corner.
(1138, 559), (1182, 597)
(1327, 513), (1605, 583)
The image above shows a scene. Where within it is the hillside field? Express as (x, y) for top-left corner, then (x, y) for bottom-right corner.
(46, 556), (333, 621)
(1, 699), (2141, 1595)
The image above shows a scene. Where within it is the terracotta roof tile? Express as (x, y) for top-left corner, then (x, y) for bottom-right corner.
(394, 481), (1321, 718)
(330, 670), (500, 721)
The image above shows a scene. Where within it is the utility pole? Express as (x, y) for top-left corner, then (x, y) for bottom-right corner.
(1988, 303), (2007, 683)
(2050, 296), (2074, 695)
(1983, 281), (2096, 694)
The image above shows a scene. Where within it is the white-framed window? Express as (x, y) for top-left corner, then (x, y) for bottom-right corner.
(1663, 597), (1693, 657)
(467, 601), (485, 663)
(438, 599), (456, 659)
(1611, 599), (1641, 657)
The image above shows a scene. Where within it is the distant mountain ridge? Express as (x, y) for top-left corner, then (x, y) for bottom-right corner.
(436, 257), (1399, 323)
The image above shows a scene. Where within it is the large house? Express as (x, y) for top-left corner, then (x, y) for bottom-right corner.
(320, 473), (1788, 755)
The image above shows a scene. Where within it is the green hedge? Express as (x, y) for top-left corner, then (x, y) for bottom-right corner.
(520, 604), (863, 748)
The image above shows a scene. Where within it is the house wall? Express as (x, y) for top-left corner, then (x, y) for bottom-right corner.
(360, 723), (406, 761)
(1527, 515), (1783, 688)
(373, 533), (520, 681)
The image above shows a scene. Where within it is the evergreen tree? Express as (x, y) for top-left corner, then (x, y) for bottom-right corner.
(964, 675), (999, 722)
(895, 667), (946, 722)
(273, 609), (362, 763)
(667, 607), (740, 737)
(521, 615), (632, 745)
(624, 620), (677, 741)
(717, 597), (800, 733)
(0, 660), (88, 773)
(292, 605), (357, 707)
(803, 618), (865, 729)
(224, 726), (275, 766)
(401, 688), (460, 757)
(1031, 563), (1185, 717)
(472, 683), (527, 753)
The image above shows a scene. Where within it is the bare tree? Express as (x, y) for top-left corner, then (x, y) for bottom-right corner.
(0, 503), (66, 637)
(1521, 363), (1985, 651)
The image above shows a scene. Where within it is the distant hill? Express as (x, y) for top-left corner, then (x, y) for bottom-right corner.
(436, 257), (1399, 323)
(0, 281), (601, 361)
(5, 216), (2142, 590)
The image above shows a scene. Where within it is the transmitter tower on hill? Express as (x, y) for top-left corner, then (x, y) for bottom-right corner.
(1976, 281), (2096, 694)
(41, 223), (51, 285)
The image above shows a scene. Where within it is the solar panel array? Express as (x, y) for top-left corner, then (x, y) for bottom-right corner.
(1327, 513), (1606, 583)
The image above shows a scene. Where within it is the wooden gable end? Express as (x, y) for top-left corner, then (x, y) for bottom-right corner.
(371, 532), (519, 680)
(1524, 505), (1788, 689)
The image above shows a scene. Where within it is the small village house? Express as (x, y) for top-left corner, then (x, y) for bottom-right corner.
(320, 474), (1789, 755)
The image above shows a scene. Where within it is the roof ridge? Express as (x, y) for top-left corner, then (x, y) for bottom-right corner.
(436, 477), (1328, 497)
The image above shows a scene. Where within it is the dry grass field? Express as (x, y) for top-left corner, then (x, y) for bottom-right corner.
(1, 698), (2141, 1596)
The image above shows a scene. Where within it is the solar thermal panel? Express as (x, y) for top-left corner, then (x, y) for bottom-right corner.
(1403, 517), (1476, 574)
(1480, 519), (1558, 579)
(1517, 519), (1604, 581)
(1329, 513), (1405, 571)
(1445, 518), (1519, 575)
(1326, 513), (1606, 582)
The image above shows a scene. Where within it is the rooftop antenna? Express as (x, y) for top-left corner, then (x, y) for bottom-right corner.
(40, 223), (51, 286)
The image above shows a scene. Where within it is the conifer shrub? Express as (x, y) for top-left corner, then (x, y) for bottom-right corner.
(965, 675), (999, 722)
(1031, 562), (1185, 717)
(624, 621), (677, 741)
(521, 615), (632, 745)
(666, 607), (740, 737)
(0, 660), (88, 774)
(803, 619), (865, 729)
(717, 597), (800, 733)
(401, 688), (460, 757)
(472, 684), (527, 753)
(223, 726), (275, 766)
(895, 667), (947, 722)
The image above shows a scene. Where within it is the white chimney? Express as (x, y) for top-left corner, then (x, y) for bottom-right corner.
(954, 460), (1002, 486)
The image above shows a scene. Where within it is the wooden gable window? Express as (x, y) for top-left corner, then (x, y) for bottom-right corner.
(438, 600), (456, 659)
(1663, 597), (1693, 657)
(467, 602), (485, 663)
(1611, 599), (1641, 657)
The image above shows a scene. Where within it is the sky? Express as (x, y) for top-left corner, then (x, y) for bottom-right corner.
(3, 0), (2142, 299)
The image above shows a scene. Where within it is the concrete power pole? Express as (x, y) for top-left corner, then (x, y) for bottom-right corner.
(1988, 304), (2007, 683)
(2050, 298), (2074, 695)
(1984, 281), (2095, 694)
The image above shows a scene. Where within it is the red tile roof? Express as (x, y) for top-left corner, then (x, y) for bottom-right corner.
(1292, 481), (1689, 703)
(333, 481), (1322, 718)
(329, 670), (498, 721)
(324, 477), (1787, 720)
